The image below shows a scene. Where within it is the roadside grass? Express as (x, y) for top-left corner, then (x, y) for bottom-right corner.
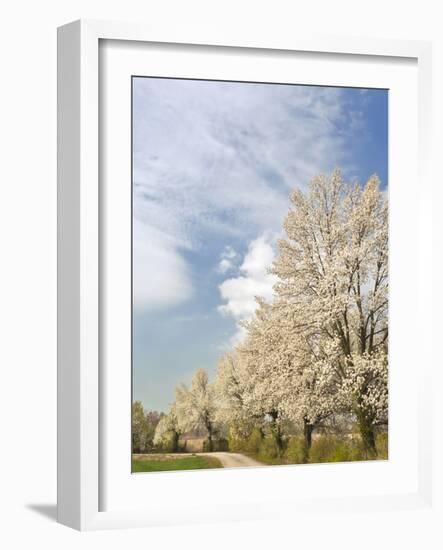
(132, 454), (223, 473)
(231, 430), (388, 466)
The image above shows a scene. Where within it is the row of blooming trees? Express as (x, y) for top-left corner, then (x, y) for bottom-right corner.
(153, 170), (388, 460)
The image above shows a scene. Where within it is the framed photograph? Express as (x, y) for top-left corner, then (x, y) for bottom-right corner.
(57, 20), (434, 531)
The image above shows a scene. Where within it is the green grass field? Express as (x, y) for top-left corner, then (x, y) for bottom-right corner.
(132, 454), (223, 472)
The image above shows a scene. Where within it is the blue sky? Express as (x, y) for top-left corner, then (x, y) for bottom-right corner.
(132, 77), (388, 413)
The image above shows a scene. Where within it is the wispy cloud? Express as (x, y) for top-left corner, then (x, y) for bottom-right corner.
(217, 245), (239, 274)
(133, 78), (360, 310)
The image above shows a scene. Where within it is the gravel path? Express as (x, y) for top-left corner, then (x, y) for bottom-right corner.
(199, 452), (265, 468)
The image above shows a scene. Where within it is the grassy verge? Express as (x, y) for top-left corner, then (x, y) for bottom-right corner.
(132, 454), (223, 472)
(230, 430), (388, 466)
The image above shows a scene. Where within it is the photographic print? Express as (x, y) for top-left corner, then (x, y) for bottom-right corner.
(131, 77), (388, 473)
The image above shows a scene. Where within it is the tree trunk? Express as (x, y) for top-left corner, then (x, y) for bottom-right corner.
(356, 410), (377, 457)
(207, 424), (213, 452)
(303, 419), (314, 463)
(274, 424), (283, 456)
(172, 431), (180, 453)
(269, 411), (283, 456)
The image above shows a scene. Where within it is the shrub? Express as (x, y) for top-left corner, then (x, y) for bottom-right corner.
(309, 436), (336, 463)
(227, 427), (263, 453)
(257, 436), (281, 463)
(309, 435), (365, 463)
(246, 428), (263, 454)
(329, 440), (356, 462)
(285, 437), (305, 464)
(153, 433), (185, 453)
(227, 433), (245, 453)
(153, 435), (171, 453)
(203, 438), (229, 452)
(376, 432), (388, 459)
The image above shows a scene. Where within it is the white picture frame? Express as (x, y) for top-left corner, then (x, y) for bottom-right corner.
(57, 19), (434, 532)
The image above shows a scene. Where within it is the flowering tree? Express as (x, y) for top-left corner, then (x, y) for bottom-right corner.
(338, 349), (388, 447)
(175, 369), (218, 451)
(277, 334), (339, 459)
(236, 298), (336, 458)
(153, 403), (185, 452)
(215, 286), (344, 459)
(214, 351), (257, 438)
(148, 169), (388, 463)
(271, 169), (388, 454)
(235, 299), (294, 453)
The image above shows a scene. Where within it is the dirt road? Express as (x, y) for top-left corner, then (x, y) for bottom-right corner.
(199, 452), (265, 468)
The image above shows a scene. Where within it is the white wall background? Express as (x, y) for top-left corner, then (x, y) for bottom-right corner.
(0, 1), (441, 548)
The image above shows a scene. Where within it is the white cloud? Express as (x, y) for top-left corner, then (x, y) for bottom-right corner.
(222, 246), (237, 260)
(217, 245), (239, 274)
(133, 220), (193, 311)
(132, 78), (361, 311)
(218, 258), (234, 274)
(218, 234), (277, 343)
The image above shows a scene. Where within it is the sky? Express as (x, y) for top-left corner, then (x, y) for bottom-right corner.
(132, 77), (388, 413)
